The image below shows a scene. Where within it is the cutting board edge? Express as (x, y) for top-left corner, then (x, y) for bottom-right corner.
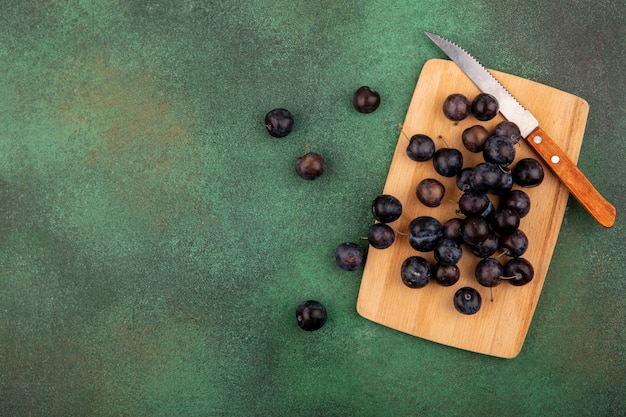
(356, 58), (589, 359)
(355, 303), (524, 359)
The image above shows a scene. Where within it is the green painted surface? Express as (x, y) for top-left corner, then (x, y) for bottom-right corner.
(0, 1), (624, 416)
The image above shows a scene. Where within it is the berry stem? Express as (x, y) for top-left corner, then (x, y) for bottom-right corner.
(499, 274), (522, 280)
(398, 123), (412, 142)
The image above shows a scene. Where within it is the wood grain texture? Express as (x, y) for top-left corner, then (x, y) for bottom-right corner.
(356, 59), (589, 358)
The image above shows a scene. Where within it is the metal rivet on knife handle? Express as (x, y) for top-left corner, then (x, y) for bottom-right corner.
(525, 127), (615, 228)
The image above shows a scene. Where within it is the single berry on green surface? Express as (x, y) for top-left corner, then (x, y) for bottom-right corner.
(334, 242), (364, 271)
(265, 108), (293, 137)
(296, 300), (327, 331)
(353, 86), (380, 113)
(296, 152), (324, 180)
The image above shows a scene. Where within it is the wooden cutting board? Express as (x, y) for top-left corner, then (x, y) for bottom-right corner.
(356, 58), (589, 358)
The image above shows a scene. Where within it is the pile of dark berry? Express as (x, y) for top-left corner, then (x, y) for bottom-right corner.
(266, 87), (544, 329)
(369, 92), (544, 315)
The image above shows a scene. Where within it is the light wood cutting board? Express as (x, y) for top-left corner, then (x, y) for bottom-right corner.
(356, 59), (589, 358)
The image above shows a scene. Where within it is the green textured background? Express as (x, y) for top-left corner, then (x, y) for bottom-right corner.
(1, 1), (624, 416)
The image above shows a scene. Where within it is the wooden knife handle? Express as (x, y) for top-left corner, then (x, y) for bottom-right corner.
(524, 127), (616, 228)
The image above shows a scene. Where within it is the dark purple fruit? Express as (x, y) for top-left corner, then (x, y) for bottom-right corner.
(494, 121), (522, 144)
(513, 158), (545, 187)
(443, 93), (471, 121)
(460, 216), (490, 246)
(499, 229), (528, 258)
(265, 108), (294, 138)
(367, 223), (395, 249)
(433, 263), (460, 287)
(334, 242), (364, 271)
(470, 162), (511, 195)
(490, 207), (520, 235)
(471, 93), (499, 121)
(458, 191), (491, 217)
(408, 216), (443, 252)
(353, 86), (380, 113)
(296, 152), (324, 180)
(494, 170), (514, 195)
(406, 134), (435, 161)
(471, 232), (499, 258)
(442, 218), (463, 242)
(462, 125), (490, 153)
(503, 258), (534, 286)
(372, 194), (403, 224)
(500, 190), (531, 218)
(456, 167), (474, 191)
(296, 300), (327, 331)
(433, 238), (463, 266)
(483, 136), (516, 167)
(475, 257), (503, 287)
(453, 287), (482, 315)
(433, 148), (463, 177)
(416, 178), (445, 207)
(469, 162), (503, 194)
(401, 256), (432, 288)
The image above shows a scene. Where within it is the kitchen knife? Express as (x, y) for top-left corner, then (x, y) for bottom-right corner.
(425, 31), (616, 228)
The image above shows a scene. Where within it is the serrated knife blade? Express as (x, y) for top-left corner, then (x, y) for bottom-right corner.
(425, 31), (616, 228)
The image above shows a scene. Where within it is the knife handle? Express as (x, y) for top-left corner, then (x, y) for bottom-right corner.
(524, 127), (616, 228)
